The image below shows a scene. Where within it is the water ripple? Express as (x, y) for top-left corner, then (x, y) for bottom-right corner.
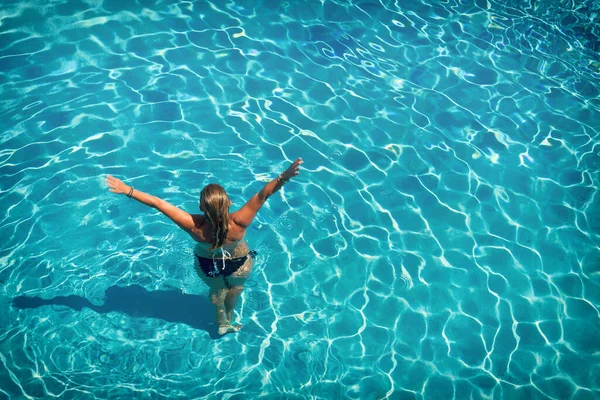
(0, 0), (599, 399)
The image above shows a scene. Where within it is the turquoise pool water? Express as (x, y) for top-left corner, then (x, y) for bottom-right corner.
(1, 0), (599, 398)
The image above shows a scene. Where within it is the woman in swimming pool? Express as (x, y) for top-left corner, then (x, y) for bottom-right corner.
(106, 157), (303, 335)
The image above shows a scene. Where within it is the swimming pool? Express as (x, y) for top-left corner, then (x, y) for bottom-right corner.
(1, 0), (599, 398)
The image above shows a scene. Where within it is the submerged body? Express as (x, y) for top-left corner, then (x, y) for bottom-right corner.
(187, 212), (256, 332)
(193, 240), (255, 333)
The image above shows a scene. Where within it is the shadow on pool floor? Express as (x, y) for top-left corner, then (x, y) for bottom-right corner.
(11, 284), (221, 339)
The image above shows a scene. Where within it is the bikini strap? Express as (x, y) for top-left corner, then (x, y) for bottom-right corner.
(220, 248), (232, 271)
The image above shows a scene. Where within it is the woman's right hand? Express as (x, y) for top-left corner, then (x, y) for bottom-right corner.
(280, 158), (303, 181)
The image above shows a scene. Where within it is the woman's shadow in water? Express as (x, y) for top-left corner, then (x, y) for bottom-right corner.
(11, 285), (222, 339)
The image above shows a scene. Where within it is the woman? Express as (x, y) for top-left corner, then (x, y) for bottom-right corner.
(106, 158), (303, 335)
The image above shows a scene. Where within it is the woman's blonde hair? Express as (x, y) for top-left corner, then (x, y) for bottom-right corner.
(200, 184), (230, 250)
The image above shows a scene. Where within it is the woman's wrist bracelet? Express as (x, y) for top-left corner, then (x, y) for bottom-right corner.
(127, 186), (134, 197)
(276, 175), (288, 184)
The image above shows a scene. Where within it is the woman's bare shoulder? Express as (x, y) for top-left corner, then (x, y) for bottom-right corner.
(229, 210), (249, 228)
(227, 219), (247, 242)
(191, 214), (205, 225)
(188, 214), (208, 241)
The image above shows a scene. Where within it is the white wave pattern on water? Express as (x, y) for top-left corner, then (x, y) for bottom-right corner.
(0, 0), (599, 398)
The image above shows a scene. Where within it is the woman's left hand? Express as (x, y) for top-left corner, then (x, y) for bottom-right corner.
(106, 175), (130, 195)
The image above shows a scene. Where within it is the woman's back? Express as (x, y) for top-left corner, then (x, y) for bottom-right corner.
(190, 215), (250, 258)
(194, 240), (250, 258)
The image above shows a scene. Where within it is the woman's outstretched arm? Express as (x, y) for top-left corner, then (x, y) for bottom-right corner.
(106, 175), (196, 233)
(232, 157), (303, 228)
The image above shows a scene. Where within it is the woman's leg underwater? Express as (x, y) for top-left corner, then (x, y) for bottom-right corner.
(208, 285), (229, 332)
(225, 284), (245, 325)
(223, 257), (253, 331)
(195, 260), (231, 334)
